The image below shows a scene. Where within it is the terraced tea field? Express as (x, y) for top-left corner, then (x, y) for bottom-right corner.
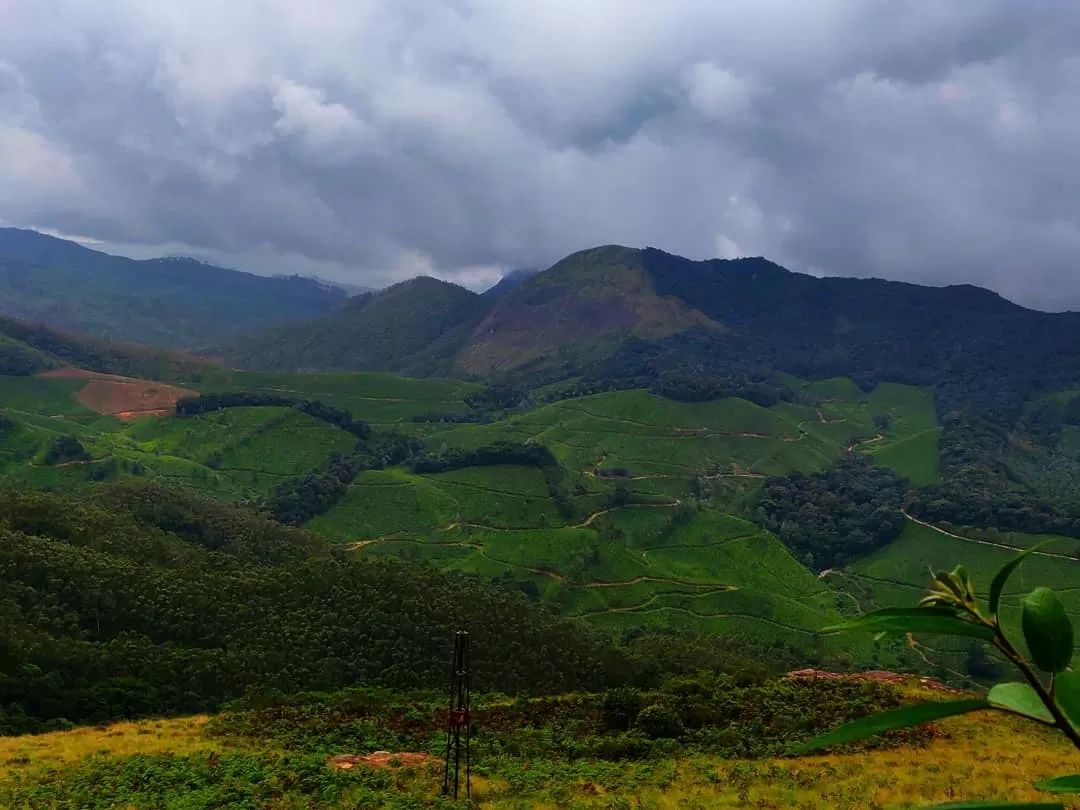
(0, 370), (949, 649)
(829, 517), (1080, 675)
(228, 370), (482, 427)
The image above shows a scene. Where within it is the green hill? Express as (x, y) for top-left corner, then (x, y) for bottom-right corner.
(0, 314), (229, 385)
(0, 481), (633, 736)
(213, 276), (493, 376)
(0, 228), (347, 347)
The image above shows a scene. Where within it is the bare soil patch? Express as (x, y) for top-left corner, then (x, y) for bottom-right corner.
(328, 751), (435, 770)
(38, 368), (195, 419)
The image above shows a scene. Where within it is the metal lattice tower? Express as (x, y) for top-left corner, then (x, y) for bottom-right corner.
(442, 630), (471, 800)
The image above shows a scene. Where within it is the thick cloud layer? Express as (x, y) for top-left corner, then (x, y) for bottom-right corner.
(2, 1), (1080, 307)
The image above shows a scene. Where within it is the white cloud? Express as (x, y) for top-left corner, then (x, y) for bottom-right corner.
(1, 0), (1080, 308)
(685, 63), (754, 123)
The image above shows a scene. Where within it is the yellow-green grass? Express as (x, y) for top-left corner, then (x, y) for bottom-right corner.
(0, 716), (226, 782)
(473, 710), (1080, 809)
(6, 691), (1077, 809)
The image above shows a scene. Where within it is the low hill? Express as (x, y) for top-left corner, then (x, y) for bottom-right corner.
(451, 244), (1080, 425)
(212, 276), (493, 375)
(0, 314), (228, 385)
(0, 481), (630, 735)
(0, 228), (347, 347)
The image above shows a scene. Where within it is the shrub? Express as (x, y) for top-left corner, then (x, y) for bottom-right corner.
(636, 704), (684, 739)
(43, 435), (91, 465)
(602, 687), (643, 731)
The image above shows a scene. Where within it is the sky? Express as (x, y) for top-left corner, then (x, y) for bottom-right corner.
(2, 1), (1080, 307)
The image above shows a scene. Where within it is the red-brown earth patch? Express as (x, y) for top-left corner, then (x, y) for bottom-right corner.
(38, 368), (195, 419)
(328, 751), (435, 770)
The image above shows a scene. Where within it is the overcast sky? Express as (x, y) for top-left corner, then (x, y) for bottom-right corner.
(2, 1), (1079, 307)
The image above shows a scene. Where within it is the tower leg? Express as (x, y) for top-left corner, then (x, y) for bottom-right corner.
(442, 631), (471, 799)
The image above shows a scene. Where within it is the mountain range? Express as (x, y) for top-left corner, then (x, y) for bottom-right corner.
(6, 227), (1080, 429)
(207, 244), (1080, 424)
(2, 225), (1080, 758)
(0, 228), (350, 347)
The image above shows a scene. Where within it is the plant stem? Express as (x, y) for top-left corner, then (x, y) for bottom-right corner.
(993, 635), (1080, 750)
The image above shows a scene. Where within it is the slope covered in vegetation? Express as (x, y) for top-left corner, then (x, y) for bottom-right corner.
(213, 277), (493, 376)
(0, 229), (347, 347)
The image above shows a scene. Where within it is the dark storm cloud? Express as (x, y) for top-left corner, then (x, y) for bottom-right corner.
(2, 1), (1080, 306)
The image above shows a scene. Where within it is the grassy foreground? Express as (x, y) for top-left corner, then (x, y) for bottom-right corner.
(2, 683), (1078, 809)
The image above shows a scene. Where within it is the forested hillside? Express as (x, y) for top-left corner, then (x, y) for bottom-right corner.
(0, 229), (347, 347)
(0, 315), (228, 385)
(0, 481), (630, 733)
(212, 277), (492, 375)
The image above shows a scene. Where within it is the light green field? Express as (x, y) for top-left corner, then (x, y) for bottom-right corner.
(0, 376), (98, 418)
(0, 396), (359, 499)
(228, 370), (482, 427)
(840, 519), (1080, 669)
(775, 377), (941, 482)
(350, 498), (851, 654)
(427, 389), (839, 478)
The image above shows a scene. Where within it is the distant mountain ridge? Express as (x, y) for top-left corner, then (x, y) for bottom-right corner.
(483, 267), (541, 299)
(0, 228), (349, 347)
(212, 243), (1080, 424)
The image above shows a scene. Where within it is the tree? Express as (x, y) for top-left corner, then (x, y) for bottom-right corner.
(796, 545), (1080, 807)
(43, 435), (91, 465)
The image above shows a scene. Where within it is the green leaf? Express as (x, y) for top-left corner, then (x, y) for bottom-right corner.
(925, 803), (1064, 809)
(989, 541), (1049, 617)
(790, 699), (989, 755)
(1036, 774), (1080, 794)
(1022, 588), (1075, 673)
(822, 608), (996, 640)
(987, 682), (1055, 724)
(1055, 670), (1080, 732)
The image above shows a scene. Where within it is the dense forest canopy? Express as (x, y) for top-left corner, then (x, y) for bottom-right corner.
(758, 457), (909, 571)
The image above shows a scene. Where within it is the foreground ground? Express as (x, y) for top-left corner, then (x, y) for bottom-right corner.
(3, 687), (1078, 810)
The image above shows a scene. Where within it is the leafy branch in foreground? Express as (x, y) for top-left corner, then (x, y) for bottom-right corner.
(793, 541), (1079, 809)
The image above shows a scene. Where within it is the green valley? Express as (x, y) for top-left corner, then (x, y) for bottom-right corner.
(0, 361), (960, 665)
(5, 240), (1080, 809)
